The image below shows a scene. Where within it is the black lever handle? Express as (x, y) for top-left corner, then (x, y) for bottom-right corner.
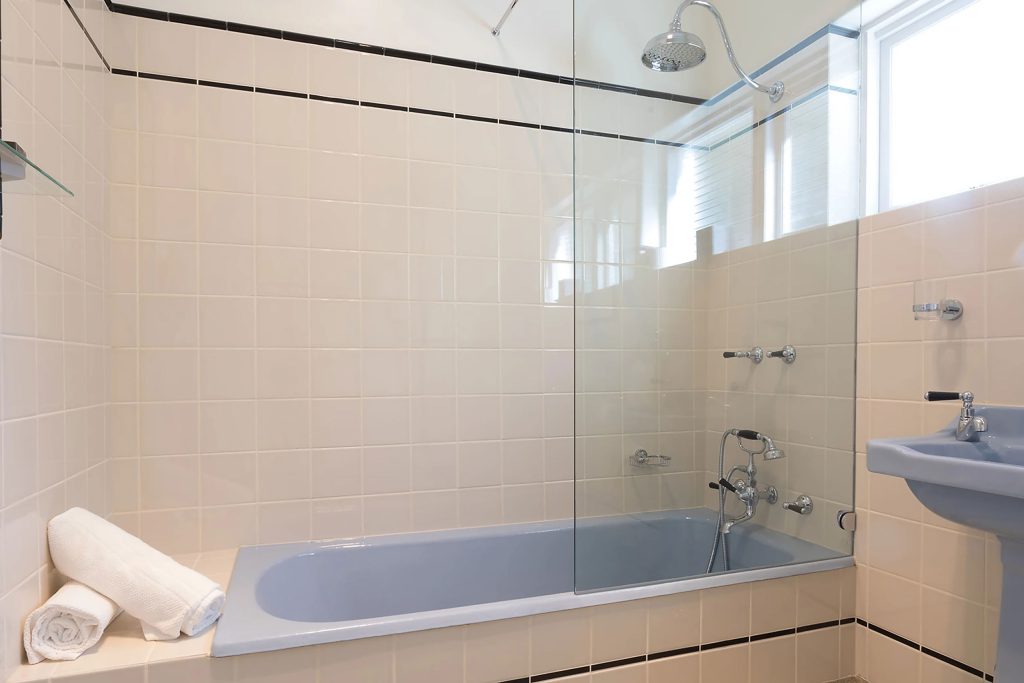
(723, 351), (739, 358)
(925, 391), (962, 401)
(735, 429), (760, 441)
(709, 477), (738, 493)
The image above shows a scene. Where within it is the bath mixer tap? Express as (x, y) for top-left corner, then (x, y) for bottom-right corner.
(925, 391), (988, 442)
(721, 478), (779, 533)
(709, 474), (778, 533)
(706, 428), (783, 572)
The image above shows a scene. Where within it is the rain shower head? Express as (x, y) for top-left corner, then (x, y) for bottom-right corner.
(641, 29), (707, 72)
(640, 0), (785, 102)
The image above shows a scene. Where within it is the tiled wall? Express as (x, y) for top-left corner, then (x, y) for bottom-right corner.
(854, 179), (1024, 681)
(698, 220), (857, 554)
(101, 9), (707, 554)
(0, 0), (113, 679)
(571, 130), (704, 517)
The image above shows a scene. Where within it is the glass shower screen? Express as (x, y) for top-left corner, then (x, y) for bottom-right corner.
(572, 0), (861, 592)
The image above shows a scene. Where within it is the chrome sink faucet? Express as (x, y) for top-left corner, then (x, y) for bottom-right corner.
(925, 391), (988, 442)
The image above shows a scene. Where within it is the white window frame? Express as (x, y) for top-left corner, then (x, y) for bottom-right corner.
(864, 0), (977, 213)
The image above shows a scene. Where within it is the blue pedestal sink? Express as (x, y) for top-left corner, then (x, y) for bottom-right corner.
(868, 406), (1024, 682)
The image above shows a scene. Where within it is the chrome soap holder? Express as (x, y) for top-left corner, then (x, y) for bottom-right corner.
(912, 280), (963, 321)
(631, 449), (672, 467)
(912, 299), (963, 321)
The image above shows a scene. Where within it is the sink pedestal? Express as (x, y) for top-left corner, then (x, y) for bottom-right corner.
(869, 407), (1024, 683)
(908, 480), (1021, 681)
(998, 539), (1024, 681)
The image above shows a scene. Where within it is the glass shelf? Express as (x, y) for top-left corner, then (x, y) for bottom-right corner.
(0, 140), (74, 197)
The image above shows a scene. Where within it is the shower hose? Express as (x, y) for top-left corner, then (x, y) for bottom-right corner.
(705, 429), (734, 573)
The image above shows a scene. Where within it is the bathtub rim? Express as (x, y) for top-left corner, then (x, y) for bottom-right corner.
(212, 514), (852, 657)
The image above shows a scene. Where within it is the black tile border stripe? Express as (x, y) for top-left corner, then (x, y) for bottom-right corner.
(254, 86), (307, 99)
(493, 616), (997, 683)
(96, 0), (869, 131)
(590, 655), (646, 672)
(109, 68), (849, 153)
(497, 619), (850, 683)
(750, 627), (797, 642)
(101, 0), (712, 105)
(110, 68), (701, 148)
(198, 79), (254, 93)
(858, 618), (994, 680)
(531, 665), (590, 682)
(646, 645), (700, 660)
(138, 71), (196, 85)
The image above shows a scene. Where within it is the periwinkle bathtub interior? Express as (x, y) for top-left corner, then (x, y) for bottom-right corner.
(3, 0), (1023, 681)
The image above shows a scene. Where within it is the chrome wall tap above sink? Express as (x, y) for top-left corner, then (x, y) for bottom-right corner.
(867, 395), (1022, 681)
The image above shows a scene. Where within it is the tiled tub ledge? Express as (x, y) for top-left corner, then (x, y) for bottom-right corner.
(6, 550), (237, 683)
(6, 555), (856, 683)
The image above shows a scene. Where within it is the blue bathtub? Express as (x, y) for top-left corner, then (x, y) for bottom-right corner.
(213, 509), (849, 656)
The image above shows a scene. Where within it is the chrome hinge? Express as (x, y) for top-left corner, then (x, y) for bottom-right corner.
(836, 510), (857, 532)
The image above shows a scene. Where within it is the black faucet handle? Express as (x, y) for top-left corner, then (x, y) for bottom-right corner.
(709, 477), (738, 493)
(924, 391), (963, 401)
(735, 429), (761, 441)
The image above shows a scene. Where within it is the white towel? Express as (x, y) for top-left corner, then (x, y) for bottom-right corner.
(23, 581), (121, 664)
(47, 508), (226, 641)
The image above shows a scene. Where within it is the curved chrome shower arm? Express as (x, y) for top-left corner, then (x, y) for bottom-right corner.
(670, 0), (784, 102)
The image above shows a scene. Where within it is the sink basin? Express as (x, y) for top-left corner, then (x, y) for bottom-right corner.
(868, 405), (1024, 681)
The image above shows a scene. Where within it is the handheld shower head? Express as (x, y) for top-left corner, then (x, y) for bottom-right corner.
(761, 436), (785, 461)
(640, 0), (785, 102)
(731, 429), (785, 460)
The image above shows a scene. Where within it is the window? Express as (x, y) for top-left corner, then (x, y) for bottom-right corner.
(874, 0), (1024, 210)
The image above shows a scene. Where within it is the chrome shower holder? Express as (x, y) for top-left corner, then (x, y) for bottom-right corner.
(912, 299), (963, 321)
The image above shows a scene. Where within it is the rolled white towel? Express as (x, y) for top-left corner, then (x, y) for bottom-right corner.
(23, 581), (121, 664)
(47, 508), (226, 641)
